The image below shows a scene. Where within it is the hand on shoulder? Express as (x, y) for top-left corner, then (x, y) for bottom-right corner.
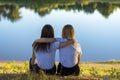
(73, 39), (79, 45)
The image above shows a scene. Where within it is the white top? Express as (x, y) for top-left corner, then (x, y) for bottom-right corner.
(33, 42), (60, 69)
(56, 38), (82, 68)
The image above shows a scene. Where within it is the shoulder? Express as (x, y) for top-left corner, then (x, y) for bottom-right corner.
(73, 40), (83, 54)
(56, 38), (67, 42)
(51, 41), (60, 48)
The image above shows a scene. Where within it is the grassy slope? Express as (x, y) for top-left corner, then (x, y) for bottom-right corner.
(0, 61), (120, 80)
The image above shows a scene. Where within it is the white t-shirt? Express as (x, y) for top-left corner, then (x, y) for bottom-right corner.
(56, 38), (82, 68)
(33, 42), (60, 69)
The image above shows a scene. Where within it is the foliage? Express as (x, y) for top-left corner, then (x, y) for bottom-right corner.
(0, 0), (120, 22)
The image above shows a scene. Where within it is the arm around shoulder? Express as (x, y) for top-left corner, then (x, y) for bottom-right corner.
(59, 39), (75, 48)
(32, 38), (56, 47)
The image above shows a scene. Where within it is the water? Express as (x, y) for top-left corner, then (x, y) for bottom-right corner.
(0, 0), (120, 62)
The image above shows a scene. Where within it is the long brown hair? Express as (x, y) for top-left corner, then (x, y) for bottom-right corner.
(34, 24), (54, 52)
(62, 24), (74, 40)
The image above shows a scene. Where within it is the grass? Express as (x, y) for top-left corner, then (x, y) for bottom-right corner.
(0, 61), (120, 80)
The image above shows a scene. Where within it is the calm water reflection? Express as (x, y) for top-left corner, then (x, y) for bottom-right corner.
(0, 0), (120, 61)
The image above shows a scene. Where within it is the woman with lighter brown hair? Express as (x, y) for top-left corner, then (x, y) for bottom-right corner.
(30, 24), (75, 75)
(56, 24), (82, 76)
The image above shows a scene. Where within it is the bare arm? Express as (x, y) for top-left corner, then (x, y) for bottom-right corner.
(78, 54), (80, 64)
(35, 38), (55, 42)
(59, 40), (75, 48)
(32, 38), (55, 47)
(31, 50), (36, 65)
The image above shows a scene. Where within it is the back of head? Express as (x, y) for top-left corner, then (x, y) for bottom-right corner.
(62, 24), (74, 40)
(34, 24), (54, 52)
(41, 24), (54, 38)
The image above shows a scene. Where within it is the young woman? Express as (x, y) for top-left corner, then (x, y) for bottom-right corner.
(56, 24), (82, 76)
(30, 24), (75, 75)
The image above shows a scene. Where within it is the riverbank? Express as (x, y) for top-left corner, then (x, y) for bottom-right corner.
(0, 61), (25, 65)
(0, 61), (120, 80)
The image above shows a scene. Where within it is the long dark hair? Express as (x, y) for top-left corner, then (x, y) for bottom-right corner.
(34, 24), (54, 52)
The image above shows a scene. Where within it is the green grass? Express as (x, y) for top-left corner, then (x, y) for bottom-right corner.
(0, 61), (120, 80)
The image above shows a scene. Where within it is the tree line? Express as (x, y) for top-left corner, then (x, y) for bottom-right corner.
(0, 0), (120, 22)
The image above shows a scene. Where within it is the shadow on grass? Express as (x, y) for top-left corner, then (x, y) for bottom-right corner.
(0, 73), (27, 80)
(0, 73), (97, 80)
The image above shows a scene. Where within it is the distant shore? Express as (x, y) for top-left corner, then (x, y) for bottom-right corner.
(0, 60), (120, 65)
(0, 59), (120, 62)
(0, 61), (26, 66)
